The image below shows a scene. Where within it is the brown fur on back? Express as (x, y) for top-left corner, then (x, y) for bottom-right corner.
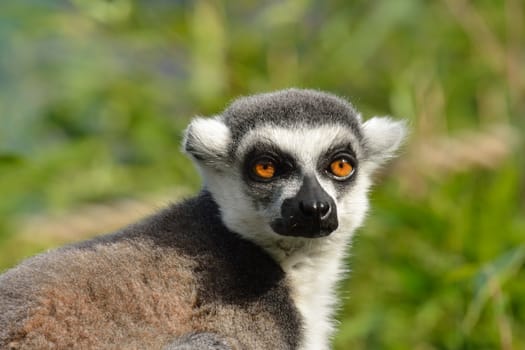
(4, 242), (197, 349)
(0, 193), (301, 349)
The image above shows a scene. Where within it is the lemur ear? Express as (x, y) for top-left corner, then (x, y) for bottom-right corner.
(362, 116), (407, 165)
(183, 116), (231, 166)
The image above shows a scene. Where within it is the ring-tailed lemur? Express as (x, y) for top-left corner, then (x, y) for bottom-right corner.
(0, 89), (406, 350)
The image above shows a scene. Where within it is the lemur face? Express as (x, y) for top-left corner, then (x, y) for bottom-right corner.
(183, 89), (406, 242)
(236, 125), (361, 238)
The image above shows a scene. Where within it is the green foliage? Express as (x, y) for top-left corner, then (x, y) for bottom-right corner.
(336, 158), (525, 349)
(0, 1), (523, 348)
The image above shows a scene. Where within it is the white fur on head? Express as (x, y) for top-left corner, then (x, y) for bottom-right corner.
(182, 116), (231, 168)
(362, 116), (407, 167)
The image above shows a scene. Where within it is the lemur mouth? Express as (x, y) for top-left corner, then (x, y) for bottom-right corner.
(270, 217), (338, 238)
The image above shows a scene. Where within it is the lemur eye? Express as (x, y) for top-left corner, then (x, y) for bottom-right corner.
(252, 159), (276, 180)
(328, 157), (355, 180)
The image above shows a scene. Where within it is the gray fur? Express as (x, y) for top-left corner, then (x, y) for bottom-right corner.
(0, 192), (301, 349)
(165, 332), (234, 350)
(223, 88), (363, 152)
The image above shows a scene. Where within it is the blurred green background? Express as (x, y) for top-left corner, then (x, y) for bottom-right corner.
(1, 1), (524, 349)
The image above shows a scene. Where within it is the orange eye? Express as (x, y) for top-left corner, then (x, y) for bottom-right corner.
(329, 158), (354, 178)
(253, 160), (276, 179)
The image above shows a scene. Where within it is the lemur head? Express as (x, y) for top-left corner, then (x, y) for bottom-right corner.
(183, 89), (406, 246)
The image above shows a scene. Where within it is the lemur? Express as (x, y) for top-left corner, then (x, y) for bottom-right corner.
(0, 89), (406, 350)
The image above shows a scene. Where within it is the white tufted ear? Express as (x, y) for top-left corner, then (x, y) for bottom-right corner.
(362, 116), (407, 165)
(182, 116), (231, 167)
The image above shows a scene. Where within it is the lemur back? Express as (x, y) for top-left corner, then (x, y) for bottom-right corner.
(0, 193), (300, 349)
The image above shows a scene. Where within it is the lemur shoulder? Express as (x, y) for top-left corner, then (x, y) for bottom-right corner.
(0, 89), (406, 350)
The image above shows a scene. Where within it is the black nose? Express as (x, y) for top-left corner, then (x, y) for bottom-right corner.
(270, 176), (339, 238)
(299, 200), (331, 220)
